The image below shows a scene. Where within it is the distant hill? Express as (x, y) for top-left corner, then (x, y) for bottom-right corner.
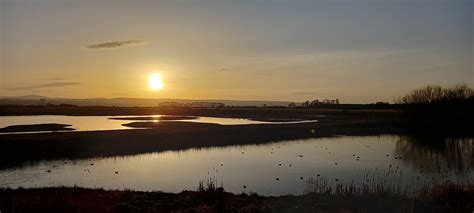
(0, 96), (296, 107)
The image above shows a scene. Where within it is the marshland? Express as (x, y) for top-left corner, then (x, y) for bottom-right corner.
(1, 84), (473, 212)
(1, 0), (473, 211)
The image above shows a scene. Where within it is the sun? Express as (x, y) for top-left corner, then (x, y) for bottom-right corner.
(148, 73), (164, 91)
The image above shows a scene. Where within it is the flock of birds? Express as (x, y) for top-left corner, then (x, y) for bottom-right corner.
(45, 161), (120, 174)
(212, 143), (406, 190)
(41, 141), (408, 192)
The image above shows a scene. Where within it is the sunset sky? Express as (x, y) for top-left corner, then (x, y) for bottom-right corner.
(1, 0), (472, 103)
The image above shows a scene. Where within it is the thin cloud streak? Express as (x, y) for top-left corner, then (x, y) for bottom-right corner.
(85, 40), (145, 49)
(40, 78), (65, 81)
(6, 82), (82, 90)
(292, 92), (321, 96)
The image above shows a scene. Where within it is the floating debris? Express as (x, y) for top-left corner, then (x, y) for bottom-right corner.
(115, 171), (119, 174)
(275, 178), (280, 181)
(300, 177), (303, 180)
(243, 185), (247, 188)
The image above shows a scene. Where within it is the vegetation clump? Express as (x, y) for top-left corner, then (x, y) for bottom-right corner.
(397, 84), (473, 104)
(395, 84), (473, 135)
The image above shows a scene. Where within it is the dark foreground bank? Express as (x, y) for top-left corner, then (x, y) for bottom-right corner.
(1, 183), (472, 213)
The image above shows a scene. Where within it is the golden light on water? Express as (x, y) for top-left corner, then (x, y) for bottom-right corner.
(148, 73), (164, 91)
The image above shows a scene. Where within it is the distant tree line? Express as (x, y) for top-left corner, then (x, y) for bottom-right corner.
(299, 99), (340, 108)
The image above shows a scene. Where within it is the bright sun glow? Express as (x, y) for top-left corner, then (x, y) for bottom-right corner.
(148, 73), (164, 91)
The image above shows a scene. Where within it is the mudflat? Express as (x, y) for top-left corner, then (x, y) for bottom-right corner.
(0, 123), (75, 133)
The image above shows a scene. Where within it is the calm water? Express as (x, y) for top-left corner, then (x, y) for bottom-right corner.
(0, 115), (317, 133)
(0, 135), (472, 195)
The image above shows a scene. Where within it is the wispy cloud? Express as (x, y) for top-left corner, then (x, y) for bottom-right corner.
(85, 40), (145, 49)
(6, 82), (81, 90)
(292, 92), (321, 96)
(40, 77), (65, 81)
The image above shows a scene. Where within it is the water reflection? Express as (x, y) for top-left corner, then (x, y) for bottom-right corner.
(395, 136), (473, 174)
(0, 135), (472, 196)
(0, 115), (318, 134)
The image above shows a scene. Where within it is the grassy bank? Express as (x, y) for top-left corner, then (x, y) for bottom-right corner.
(1, 182), (471, 213)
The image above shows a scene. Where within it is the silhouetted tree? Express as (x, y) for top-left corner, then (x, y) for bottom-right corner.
(396, 84), (474, 104)
(396, 84), (473, 135)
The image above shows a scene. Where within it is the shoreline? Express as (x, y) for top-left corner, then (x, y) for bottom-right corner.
(1, 184), (471, 212)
